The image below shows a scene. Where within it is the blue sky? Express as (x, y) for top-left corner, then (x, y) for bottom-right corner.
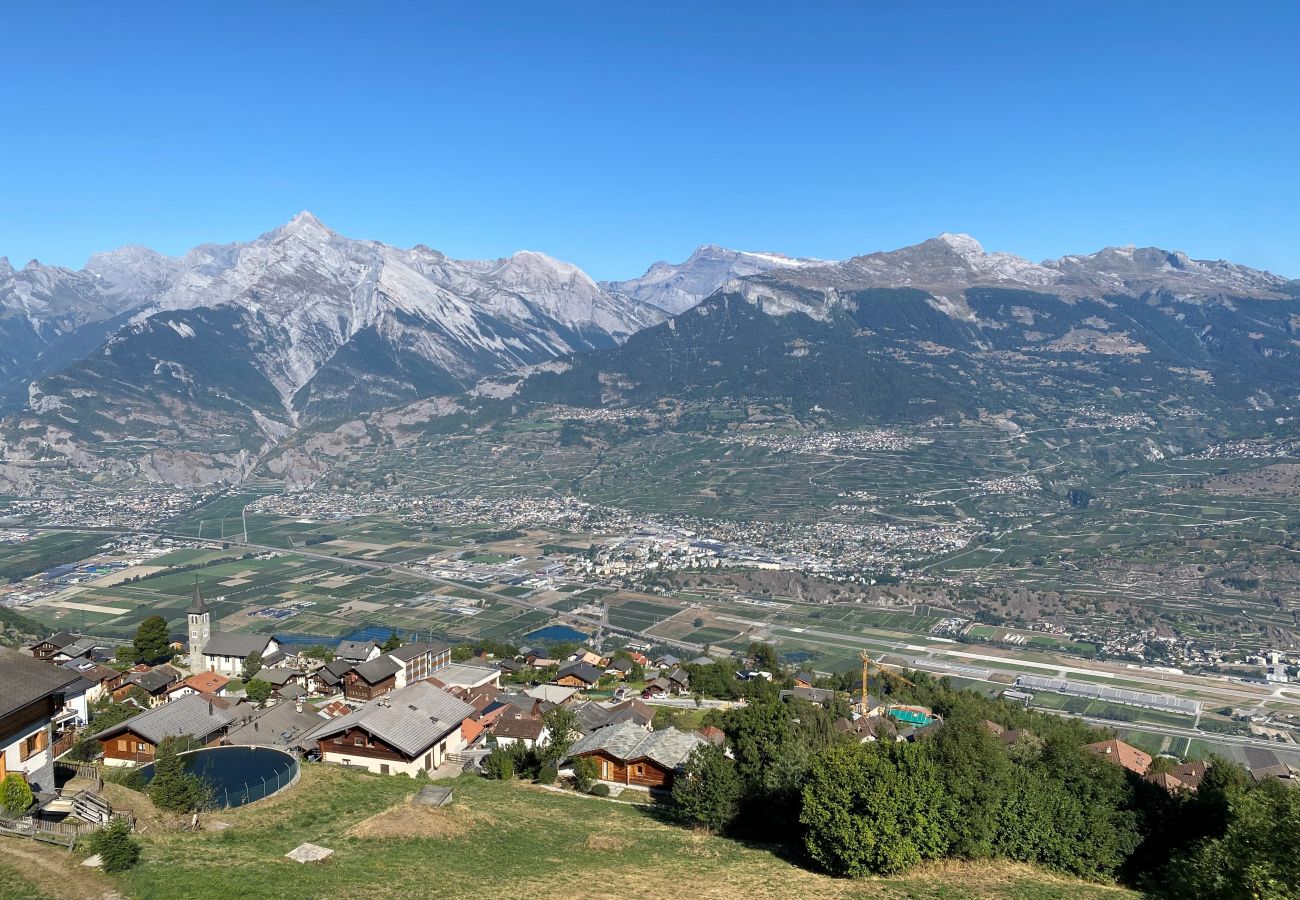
(2, 2), (1296, 279)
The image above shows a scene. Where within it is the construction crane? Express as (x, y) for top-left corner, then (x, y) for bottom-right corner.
(859, 649), (913, 714)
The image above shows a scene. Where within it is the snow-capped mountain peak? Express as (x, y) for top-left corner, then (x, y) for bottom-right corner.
(603, 244), (835, 314)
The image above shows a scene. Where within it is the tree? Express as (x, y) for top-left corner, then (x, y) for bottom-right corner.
(381, 632), (403, 652)
(301, 645), (334, 663)
(1, 773), (34, 815)
(148, 736), (212, 812)
(539, 706), (579, 767)
(800, 741), (947, 876)
(572, 756), (599, 792)
(87, 819), (140, 873)
(482, 747), (515, 780)
(132, 615), (172, 666)
(241, 651), (263, 682)
(244, 678), (273, 706)
(746, 642), (781, 674)
(672, 744), (742, 832)
(1163, 780), (1300, 899)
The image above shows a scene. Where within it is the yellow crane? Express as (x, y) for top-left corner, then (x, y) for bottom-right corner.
(859, 649), (913, 714)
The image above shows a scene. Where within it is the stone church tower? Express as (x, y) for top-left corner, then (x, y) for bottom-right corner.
(187, 580), (211, 672)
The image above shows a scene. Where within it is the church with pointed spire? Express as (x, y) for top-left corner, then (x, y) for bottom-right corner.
(185, 580), (282, 675)
(187, 579), (211, 672)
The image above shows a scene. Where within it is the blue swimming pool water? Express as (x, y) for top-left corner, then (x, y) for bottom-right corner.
(525, 624), (589, 644)
(139, 745), (298, 809)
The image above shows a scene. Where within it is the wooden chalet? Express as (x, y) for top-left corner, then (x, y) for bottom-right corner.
(344, 656), (402, 702)
(567, 721), (705, 790)
(313, 682), (476, 776)
(94, 694), (235, 766)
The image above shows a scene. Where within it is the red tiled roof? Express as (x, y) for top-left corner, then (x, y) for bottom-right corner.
(1084, 739), (1152, 775)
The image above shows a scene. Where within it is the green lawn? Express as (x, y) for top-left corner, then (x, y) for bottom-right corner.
(85, 766), (1136, 900)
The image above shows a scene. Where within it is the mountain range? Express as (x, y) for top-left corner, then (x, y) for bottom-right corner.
(1, 217), (1295, 490)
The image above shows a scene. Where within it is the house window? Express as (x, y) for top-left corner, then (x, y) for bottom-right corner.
(354, 736), (365, 747)
(137, 742), (147, 753)
(633, 764), (644, 778)
(20, 729), (48, 761)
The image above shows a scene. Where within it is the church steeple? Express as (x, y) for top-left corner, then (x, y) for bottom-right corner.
(187, 578), (211, 672)
(187, 578), (210, 615)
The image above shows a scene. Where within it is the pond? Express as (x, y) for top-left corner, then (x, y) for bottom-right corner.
(525, 624), (590, 644)
(138, 745), (299, 809)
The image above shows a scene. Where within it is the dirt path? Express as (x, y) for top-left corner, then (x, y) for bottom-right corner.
(0, 838), (122, 900)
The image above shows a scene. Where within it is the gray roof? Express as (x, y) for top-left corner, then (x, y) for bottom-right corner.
(94, 693), (235, 744)
(58, 637), (104, 659)
(780, 686), (837, 705)
(352, 656), (402, 684)
(0, 650), (85, 719)
(311, 682), (475, 758)
(335, 639), (378, 662)
(254, 667), (300, 687)
(202, 632), (274, 660)
(187, 582), (210, 615)
(557, 661), (602, 684)
(34, 631), (78, 649)
(225, 702), (325, 751)
(387, 641), (450, 662)
(128, 669), (178, 693)
(568, 721), (705, 770)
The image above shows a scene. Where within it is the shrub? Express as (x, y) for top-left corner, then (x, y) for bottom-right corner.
(536, 764), (558, 785)
(572, 756), (599, 792)
(590, 783), (611, 797)
(87, 819), (140, 873)
(482, 747), (515, 780)
(1, 773), (34, 815)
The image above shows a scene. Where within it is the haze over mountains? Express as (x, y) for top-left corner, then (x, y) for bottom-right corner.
(1, 214), (1295, 490)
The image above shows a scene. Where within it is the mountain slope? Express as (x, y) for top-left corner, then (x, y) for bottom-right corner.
(602, 244), (830, 314)
(520, 236), (1299, 429)
(0, 213), (665, 485)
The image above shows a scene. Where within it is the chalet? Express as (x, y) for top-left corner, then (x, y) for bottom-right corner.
(1145, 761), (1209, 794)
(572, 698), (656, 735)
(605, 658), (634, 679)
(314, 658), (355, 695)
(665, 667), (690, 692)
(335, 640), (382, 666)
(251, 667), (303, 691)
(313, 682), (476, 776)
(497, 658), (525, 675)
(792, 671), (815, 689)
(114, 667), (180, 706)
(554, 661), (602, 689)
(385, 641), (452, 688)
(95, 694), (235, 766)
(835, 715), (898, 743)
(184, 671), (232, 696)
(575, 649), (607, 668)
(344, 656), (402, 702)
(492, 714), (548, 749)
(60, 658), (122, 702)
(0, 650), (86, 795)
(654, 654), (680, 669)
(567, 721), (705, 790)
(1084, 738), (1152, 775)
(199, 633), (283, 678)
(25, 632), (79, 662)
(780, 686), (837, 706)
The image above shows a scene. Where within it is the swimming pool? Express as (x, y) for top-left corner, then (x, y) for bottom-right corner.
(138, 745), (299, 809)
